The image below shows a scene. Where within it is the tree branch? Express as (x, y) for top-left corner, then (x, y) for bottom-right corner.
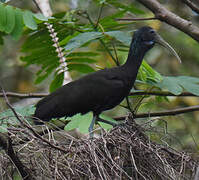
(0, 92), (48, 98)
(116, 17), (157, 21)
(129, 91), (197, 97)
(0, 91), (196, 99)
(181, 0), (199, 14)
(0, 133), (31, 179)
(115, 105), (199, 120)
(136, 0), (199, 42)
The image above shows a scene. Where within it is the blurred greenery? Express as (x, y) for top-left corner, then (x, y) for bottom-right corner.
(0, 0), (198, 152)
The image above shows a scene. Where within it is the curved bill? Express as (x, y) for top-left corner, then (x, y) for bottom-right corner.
(154, 34), (181, 63)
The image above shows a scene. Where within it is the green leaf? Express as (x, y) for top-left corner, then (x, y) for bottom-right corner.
(23, 10), (37, 30)
(67, 57), (97, 63)
(68, 64), (95, 73)
(142, 60), (162, 82)
(98, 114), (117, 130)
(66, 51), (99, 57)
(64, 113), (115, 133)
(65, 113), (93, 133)
(0, 105), (35, 132)
(177, 76), (199, 83)
(106, 0), (144, 14)
(13, 171), (23, 180)
(99, 10), (126, 29)
(10, 8), (23, 40)
(4, 5), (15, 33)
(154, 76), (199, 96)
(34, 73), (49, 84)
(137, 60), (162, 84)
(49, 72), (64, 92)
(0, 3), (6, 31)
(21, 23), (76, 85)
(33, 13), (48, 21)
(155, 76), (183, 95)
(105, 31), (131, 46)
(177, 76), (199, 96)
(64, 32), (102, 51)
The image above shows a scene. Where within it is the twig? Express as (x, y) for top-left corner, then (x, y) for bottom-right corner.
(116, 17), (157, 21)
(0, 91), (197, 99)
(0, 85), (70, 154)
(95, 3), (104, 28)
(115, 105), (199, 120)
(0, 133), (31, 179)
(129, 91), (197, 97)
(130, 146), (147, 180)
(80, 11), (119, 65)
(137, 0), (199, 42)
(0, 92), (48, 98)
(181, 0), (199, 14)
(32, 0), (42, 13)
(194, 166), (199, 180)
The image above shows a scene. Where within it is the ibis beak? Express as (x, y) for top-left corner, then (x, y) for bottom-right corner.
(154, 34), (181, 63)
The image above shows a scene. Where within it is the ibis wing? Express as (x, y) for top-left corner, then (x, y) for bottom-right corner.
(34, 68), (127, 121)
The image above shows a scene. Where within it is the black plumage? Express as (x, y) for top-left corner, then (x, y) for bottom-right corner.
(34, 26), (181, 136)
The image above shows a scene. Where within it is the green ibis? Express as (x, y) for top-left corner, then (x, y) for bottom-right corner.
(34, 26), (181, 136)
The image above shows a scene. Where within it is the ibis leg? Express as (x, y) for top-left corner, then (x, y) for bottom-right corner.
(97, 117), (118, 127)
(89, 115), (97, 138)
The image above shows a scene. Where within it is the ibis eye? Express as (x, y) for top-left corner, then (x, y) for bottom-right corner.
(149, 29), (155, 34)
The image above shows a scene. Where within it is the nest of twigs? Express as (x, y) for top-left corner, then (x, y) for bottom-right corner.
(0, 116), (198, 180)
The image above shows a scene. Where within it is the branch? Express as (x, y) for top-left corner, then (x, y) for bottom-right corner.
(181, 0), (199, 14)
(0, 92), (48, 98)
(0, 91), (196, 99)
(0, 133), (31, 179)
(116, 17), (157, 21)
(0, 85), (70, 154)
(136, 0), (199, 42)
(129, 91), (197, 97)
(115, 105), (199, 120)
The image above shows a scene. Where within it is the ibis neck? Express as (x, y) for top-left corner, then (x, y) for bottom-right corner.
(122, 41), (148, 78)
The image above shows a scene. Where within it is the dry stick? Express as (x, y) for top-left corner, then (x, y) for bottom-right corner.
(181, 0), (199, 14)
(1, 90), (199, 120)
(0, 92), (48, 98)
(0, 91), (196, 99)
(136, 0), (199, 42)
(95, 3), (104, 28)
(0, 85), (70, 154)
(115, 105), (199, 121)
(116, 17), (157, 21)
(0, 133), (31, 179)
(129, 91), (197, 97)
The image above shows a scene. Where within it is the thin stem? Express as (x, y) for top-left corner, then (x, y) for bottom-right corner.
(116, 17), (157, 21)
(133, 87), (154, 114)
(83, 11), (118, 65)
(114, 105), (199, 120)
(112, 43), (120, 66)
(32, 0), (42, 13)
(95, 3), (104, 28)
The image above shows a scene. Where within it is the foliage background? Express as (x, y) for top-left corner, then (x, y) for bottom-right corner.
(0, 0), (199, 152)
